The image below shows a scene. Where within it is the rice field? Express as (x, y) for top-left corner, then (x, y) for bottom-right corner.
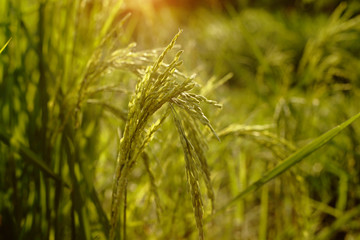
(1, 0), (360, 239)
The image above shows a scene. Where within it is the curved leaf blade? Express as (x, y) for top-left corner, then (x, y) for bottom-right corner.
(0, 37), (11, 54)
(217, 111), (360, 213)
(0, 130), (70, 188)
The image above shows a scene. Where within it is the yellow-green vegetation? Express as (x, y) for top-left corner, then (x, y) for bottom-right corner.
(1, 0), (360, 239)
(0, 38), (11, 54)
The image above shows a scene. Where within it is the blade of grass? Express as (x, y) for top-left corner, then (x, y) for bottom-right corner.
(90, 186), (110, 237)
(63, 131), (91, 240)
(217, 111), (360, 213)
(0, 130), (70, 188)
(0, 37), (11, 54)
(99, 0), (124, 40)
(316, 205), (360, 240)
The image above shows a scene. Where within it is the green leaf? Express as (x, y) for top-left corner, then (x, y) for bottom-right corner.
(0, 130), (70, 188)
(0, 37), (11, 54)
(217, 111), (360, 213)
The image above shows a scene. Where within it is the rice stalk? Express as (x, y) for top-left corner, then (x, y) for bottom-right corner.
(181, 113), (215, 212)
(218, 123), (296, 159)
(109, 29), (220, 239)
(298, 2), (360, 86)
(109, 29), (188, 239)
(170, 105), (205, 240)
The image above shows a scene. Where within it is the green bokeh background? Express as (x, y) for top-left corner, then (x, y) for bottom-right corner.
(1, 0), (360, 239)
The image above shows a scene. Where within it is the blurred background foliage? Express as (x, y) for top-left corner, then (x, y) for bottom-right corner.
(1, 0), (360, 239)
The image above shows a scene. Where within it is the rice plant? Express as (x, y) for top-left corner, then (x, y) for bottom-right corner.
(109, 30), (221, 240)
